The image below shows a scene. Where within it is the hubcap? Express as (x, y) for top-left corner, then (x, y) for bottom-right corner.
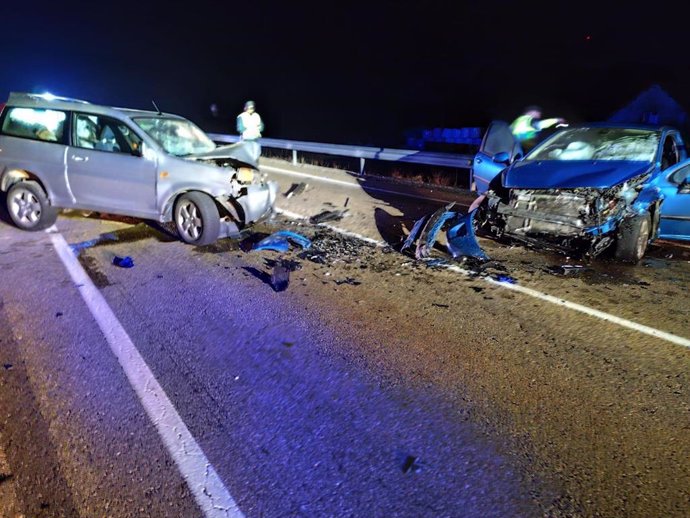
(177, 201), (203, 241)
(10, 188), (41, 226)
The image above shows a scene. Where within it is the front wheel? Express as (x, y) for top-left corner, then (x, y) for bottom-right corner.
(614, 213), (651, 263)
(7, 180), (59, 231)
(174, 192), (220, 246)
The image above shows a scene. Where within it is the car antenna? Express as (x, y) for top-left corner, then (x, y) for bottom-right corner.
(151, 100), (162, 115)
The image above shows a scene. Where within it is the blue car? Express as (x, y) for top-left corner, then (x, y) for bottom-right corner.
(470, 122), (690, 262)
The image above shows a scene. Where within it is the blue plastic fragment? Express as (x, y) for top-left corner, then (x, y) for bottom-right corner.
(446, 210), (490, 261)
(253, 230), (311, 252)
(112, 256), (134, 268)
(493, 274), (516, 284)
(401, 216), (427, 251)
(415, 202), (457, 259)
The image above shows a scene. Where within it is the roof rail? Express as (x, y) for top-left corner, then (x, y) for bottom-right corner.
(8, 92), (90, 105)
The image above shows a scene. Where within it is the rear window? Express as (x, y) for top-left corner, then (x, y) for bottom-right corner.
(1, 106), (67, 143)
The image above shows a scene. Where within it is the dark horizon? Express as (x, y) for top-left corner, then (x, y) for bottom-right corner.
(1, 0), (687, 146)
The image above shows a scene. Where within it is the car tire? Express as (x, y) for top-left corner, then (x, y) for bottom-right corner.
(7, 180), (59, 231)
(174, 192), (220, 246)
(614, 212), (651, 263)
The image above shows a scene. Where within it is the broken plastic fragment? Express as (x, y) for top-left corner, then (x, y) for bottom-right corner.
(401, 216), (427, 251)
(253, 230), (312, 252)
(401, 455), (422, 473)
(271, 261), (290, 292)
(446, 210), (490, 262)
(112, 256), (134, 268)
(493, 274), (516, 284)
(415, 202), (457, 260)
(284, 182), (307, 198)
(309, 209), (348, 224)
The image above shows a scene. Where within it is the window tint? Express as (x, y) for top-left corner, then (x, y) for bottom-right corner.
(73, 113), (142, 155)
(669, 164), (690, 185)
(661, 136), (680, 170)
(1, 107), (66, 143)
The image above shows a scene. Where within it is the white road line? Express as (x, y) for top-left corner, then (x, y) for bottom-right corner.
(273, 210), (690, 349)
(262, 164), (455, 204)
(48, 230), (243, 518)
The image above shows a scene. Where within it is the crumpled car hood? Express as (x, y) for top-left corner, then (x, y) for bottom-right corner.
(185, 141), (259, 169)
(504, 160), (653, 189)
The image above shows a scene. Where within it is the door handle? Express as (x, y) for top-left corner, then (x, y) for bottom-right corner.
(475, 157), (482, 163)
(71, 155), (88, 162)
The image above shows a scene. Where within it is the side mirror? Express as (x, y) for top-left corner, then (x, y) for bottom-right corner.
(493, 151), (511, 164)
(678, 178), (690, 194)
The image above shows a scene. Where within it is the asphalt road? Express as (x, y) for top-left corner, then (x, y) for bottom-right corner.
(0, 158), (688, 517)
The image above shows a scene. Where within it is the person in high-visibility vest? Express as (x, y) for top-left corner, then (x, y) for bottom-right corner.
(510, 106), (565, 152)
(236, 100), (264, 141)
(236, 100), (264, 161)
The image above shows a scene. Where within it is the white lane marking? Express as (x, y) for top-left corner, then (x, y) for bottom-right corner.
(48, 230), (243, 518)
(262, 164), (455, 204)
(273, 211), (690, 348)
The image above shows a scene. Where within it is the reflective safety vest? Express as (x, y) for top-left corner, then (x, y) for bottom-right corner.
(236, 111), (264, 140)
(510, 114), (538, 142)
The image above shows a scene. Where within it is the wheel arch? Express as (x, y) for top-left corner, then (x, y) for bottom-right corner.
(161, 189), (243, 225)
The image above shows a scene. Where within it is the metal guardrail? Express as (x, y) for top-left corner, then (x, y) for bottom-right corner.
(208, 133), (473, 174)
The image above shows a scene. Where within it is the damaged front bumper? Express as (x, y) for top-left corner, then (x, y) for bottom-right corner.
(493, 190), (622, 255)
(216, 180), (279, 227)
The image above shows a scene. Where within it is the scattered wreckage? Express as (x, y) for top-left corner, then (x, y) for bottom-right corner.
(470, 122), (690, 262)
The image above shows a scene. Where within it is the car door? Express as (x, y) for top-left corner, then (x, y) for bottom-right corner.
(471, 121), (519, 195)
(656, 160), (690, 241)
(66, 112), (158, 217)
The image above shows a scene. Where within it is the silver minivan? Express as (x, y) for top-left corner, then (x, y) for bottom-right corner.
(0, 92), (278, 245)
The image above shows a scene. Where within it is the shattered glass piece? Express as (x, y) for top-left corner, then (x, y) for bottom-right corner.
(271, 260), (291, 292)
(112, 255), (134, 268)
(424, 258), (448, 267)
(309, 209), (348, 224)
(253, 230), (311, 252)
(415, 202), (457, 260)
(401, 216), (427, 251)
(446, 210), (490, 261)
(284, 182), (307, 198)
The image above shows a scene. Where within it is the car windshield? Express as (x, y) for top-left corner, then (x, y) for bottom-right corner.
(526, 127), (660, 162)
(133, 117), (216, 156)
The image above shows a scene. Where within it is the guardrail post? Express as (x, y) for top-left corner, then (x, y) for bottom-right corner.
(359, 157), (365, 175)
(292, 150), (298, 165)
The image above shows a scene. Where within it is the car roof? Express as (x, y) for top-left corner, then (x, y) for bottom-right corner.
(4, 92), (186, 121)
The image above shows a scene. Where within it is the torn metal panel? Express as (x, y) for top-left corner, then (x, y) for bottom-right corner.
(446, 210), (490, 261)
(415, 202), (456, 260)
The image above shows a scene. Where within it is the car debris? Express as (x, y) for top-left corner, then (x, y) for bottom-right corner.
(401, 203), (490, 262)
(112, 256), (134, 268)
(546, 264), (586, 275)
(401, 455), (422, 474)
(309, 209), (348, 224)
(334, 277), (361, 286)
(253, 230), (312, 252)
(284, 182), (308, 198)
(446, 210), (490, 262)
(271, 260), (291, 292)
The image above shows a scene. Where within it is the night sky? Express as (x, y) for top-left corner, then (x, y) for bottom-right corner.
(1, 0), (688, 146)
